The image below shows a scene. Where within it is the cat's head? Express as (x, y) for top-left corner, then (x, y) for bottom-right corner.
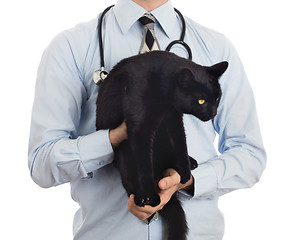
(173, 61), (228, 121)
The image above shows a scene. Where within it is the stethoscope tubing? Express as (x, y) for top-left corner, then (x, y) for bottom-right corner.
(94, 5), (192, 85)
(98, 5), (115, 69)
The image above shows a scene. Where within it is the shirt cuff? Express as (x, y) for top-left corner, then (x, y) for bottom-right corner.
(77, 130), (114, 174)
(192, 162), (219, 198)
(178, 176), (196, 200)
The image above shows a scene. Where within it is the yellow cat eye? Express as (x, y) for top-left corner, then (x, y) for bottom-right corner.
(198, 99), (205, 105)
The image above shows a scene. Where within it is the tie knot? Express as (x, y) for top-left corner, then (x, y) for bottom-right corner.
(139, 14), (155, 27)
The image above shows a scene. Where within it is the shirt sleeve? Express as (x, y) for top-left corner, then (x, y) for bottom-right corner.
(28, 32), (114, 188)
(192, 38), (267, 199)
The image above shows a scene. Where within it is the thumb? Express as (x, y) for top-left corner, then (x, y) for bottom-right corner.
(158, 169), (180, 190)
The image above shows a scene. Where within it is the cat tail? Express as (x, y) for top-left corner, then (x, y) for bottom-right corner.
(160, 195), (188, 240)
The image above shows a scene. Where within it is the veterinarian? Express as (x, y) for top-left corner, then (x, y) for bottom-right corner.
(28, 0), (266, 239)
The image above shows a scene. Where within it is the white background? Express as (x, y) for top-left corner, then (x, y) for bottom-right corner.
(1, 0), (292, 239)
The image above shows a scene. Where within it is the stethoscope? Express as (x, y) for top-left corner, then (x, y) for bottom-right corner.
(93, 5), (192, 85)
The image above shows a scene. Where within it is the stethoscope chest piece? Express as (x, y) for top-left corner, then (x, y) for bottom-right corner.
(93, 67), (108, 85)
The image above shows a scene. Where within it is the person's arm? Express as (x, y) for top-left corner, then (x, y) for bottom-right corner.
(192, 38), (267, 199)
(28, 32), (125, 188)
(109, 122), (128, 149)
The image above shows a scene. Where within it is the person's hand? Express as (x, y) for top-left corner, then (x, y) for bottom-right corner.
(109, 122), (128, 149)
(127, 168), (193, 221)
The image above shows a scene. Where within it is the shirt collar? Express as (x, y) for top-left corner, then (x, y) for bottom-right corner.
(150, 1), (177, 39)
(113, 0), (177, 39)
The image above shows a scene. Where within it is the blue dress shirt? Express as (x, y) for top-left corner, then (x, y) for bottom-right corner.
(28, 0), (266, 239)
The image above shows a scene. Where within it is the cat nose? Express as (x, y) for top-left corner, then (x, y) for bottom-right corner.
(210, 112), (217, 119)
(200, 114), (212, 122)
(210, 108), (218, 118)
(200, 111), (217, 121)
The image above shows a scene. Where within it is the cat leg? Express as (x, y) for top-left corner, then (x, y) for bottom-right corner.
(163, 111), (191, 184)
(114, 141), (138, 196)
(125, 109), (162, 207)
(96, 70), (126, 130)
(189, 156), (198, 170)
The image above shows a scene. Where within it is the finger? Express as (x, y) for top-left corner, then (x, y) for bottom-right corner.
(158, 170), (181, 190)
(128, 195), (155, 213)
(127, 195), (158, 220)
(127, 195), (150, 220)
(128, 207), (150, 221)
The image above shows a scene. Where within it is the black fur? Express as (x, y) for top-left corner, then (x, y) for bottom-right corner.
(96, 51), (228, 240)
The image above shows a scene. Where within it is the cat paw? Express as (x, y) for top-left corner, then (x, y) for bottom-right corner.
(177, 169), (191, 184)
(180, 174), (191, 184)
(189, 156), (198, 170)
(134, 191), (161, 207)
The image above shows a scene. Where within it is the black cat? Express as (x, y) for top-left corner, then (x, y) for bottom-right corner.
(96, 51), (228, 240)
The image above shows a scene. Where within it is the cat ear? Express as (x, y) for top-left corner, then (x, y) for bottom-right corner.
(207, 61), (229, 79)
(177, 68), (194, 88)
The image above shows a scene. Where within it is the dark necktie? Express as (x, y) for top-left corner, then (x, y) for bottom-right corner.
(139, 14), (160, 54)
